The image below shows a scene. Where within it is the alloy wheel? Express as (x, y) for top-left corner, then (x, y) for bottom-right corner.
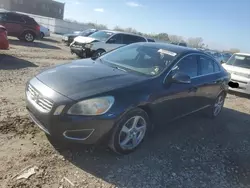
(213, 95), (224, 116)
(25, 33), (34, 42)
(118, 116), (147, 150)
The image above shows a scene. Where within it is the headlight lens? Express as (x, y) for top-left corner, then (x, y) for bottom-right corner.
(85, 43), (93, 48)
(67, 96), (115, 116)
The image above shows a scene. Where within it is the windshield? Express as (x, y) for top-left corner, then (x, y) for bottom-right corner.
(99, 43), (178, 76)
(80, 29), (96, 36)
(88, 30), (114, 41)
(226, 54), (250, 69)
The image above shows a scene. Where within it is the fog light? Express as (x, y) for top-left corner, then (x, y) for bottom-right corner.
(53, 105), (65, 115)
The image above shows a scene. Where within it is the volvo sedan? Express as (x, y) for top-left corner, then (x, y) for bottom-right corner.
(25, 42), (230, 155)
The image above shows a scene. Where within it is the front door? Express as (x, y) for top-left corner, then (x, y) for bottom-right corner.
(151, 54), (201, 124)
(105, 34), (124, 52)
(4, 14), (24, 36)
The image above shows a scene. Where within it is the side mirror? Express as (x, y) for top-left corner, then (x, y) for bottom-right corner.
(171, 72), (191, 84)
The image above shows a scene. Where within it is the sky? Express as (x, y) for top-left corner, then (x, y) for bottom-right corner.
(56, 0), (250, 52)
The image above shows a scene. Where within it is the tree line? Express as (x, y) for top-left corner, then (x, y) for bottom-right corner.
(65, 19), (240, 53)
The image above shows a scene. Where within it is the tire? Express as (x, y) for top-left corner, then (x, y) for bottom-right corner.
(205, 92), (226, 118)
(23, 31), (35, 42)
(92, 49), (105, 59)
(109, 108), (151, 155)
(40, 32), (45, 39)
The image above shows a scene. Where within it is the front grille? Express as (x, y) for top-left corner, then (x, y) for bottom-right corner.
(73, 42), (85, 47)
(27, 84), (54, 113)
(233, 72), (250, 78)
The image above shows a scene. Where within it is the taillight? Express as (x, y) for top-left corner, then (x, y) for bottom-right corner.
(36, 25), (40, 31)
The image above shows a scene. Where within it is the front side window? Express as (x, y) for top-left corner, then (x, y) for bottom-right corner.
(6, 14), (24, 23)
(225, 54), (250, 69)
(107, 34), (123, 44)
(100, 43), (178, 76)
(88, 31), (114, 42)
(172, 55), (198, 78)
(198, 55), (215, 75)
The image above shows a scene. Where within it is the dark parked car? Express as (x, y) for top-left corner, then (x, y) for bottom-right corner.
(25, 42), (230, 155)
(62, 29), (98, 46)
(0, 12), (40, 42)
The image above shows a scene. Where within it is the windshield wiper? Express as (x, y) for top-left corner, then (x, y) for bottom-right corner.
(113, 66), (127, 72)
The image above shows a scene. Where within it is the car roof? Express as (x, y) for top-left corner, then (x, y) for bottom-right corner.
(99, 30), (147, 39)
(140, 42), (200, 55)
(234, 52), (250, 56)
(1, 11), (31, 18)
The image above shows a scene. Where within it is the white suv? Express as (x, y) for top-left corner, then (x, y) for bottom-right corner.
(70, 30), (150, 58)
(222, 53), (250, 94)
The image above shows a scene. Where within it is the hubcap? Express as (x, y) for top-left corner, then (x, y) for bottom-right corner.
(213, 95), (224, 116)
(25, 33), (33, 41)
(119, 116), (147, 150)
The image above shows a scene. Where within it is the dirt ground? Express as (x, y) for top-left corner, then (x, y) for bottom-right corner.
(0, 35), (250, 188)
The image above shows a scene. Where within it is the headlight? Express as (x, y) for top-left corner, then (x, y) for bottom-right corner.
(67, 96), (115, 116)
(85, 43), (93, 48)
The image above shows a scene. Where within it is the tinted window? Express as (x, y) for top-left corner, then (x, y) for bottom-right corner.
(107, 34), (123, 44)
(214, 61), (221, 72)
(0, 13), (6, 21)
(6, 14), (24, 23)
(23, 16), (37, 25)
(172, 55), (198, 78)
(147, 38), (155, 42)
(199, 55), (215, 75)
(101, 43), (178, 76)
(123, 34), (146, 44)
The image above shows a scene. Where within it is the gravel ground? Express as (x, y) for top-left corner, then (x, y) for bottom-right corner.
(0, 36), (250, 188)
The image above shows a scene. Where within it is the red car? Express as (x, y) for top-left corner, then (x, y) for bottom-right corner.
(0, 25), (9, 50)
(0, 12), (40, 42)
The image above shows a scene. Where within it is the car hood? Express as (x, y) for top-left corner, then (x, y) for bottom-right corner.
(64, 33), (79, 37)
(73, 36), (98, 44)
(36, 59), (148, 101)
(222, 64), (250, 78)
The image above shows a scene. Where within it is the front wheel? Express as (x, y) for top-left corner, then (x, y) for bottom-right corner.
(205, 92), (226, 118)
(109, 108), (151, 155)
(92, 49), (105, 59)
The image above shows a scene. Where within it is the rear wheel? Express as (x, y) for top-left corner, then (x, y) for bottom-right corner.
(109, 108), (150, 155)
(205, 92), (226, 118)
(23, 31), (35, 42)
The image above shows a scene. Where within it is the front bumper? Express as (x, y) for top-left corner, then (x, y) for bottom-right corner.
(25, 78), (115, 144)
(229, 77), (250, 95)
(70, 45), (94, 58)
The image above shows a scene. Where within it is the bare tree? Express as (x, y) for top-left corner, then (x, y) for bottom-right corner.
(169, 35), (184, 43)
(229, 48), (240, 53)
(187, 37), (204, 48)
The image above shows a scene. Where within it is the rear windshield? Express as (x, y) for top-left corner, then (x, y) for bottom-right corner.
(226, 54), (250, 69)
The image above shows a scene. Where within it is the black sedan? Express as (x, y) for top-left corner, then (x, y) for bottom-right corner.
(25, 42), (230, 155)
(62, 29), (98, 46)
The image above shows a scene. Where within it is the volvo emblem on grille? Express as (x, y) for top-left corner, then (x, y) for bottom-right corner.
(31, 92), (40, 103)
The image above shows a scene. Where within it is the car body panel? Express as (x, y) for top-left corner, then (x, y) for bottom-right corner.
(26, 43), (230, 144)
(0, 25), (9, 50)
(40, 25), (50, 37)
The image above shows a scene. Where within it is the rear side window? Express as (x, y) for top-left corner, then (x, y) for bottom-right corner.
(123, 34), (146, 44)
(23, 17), (37, 25)
(198, 55), (219, 75)
(6, 14), (25, 23)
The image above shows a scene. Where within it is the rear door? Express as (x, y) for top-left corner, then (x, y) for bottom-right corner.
(196, 55), (222, 107)
(4, 14), (25, 36)
(123, 34), (146, 45)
